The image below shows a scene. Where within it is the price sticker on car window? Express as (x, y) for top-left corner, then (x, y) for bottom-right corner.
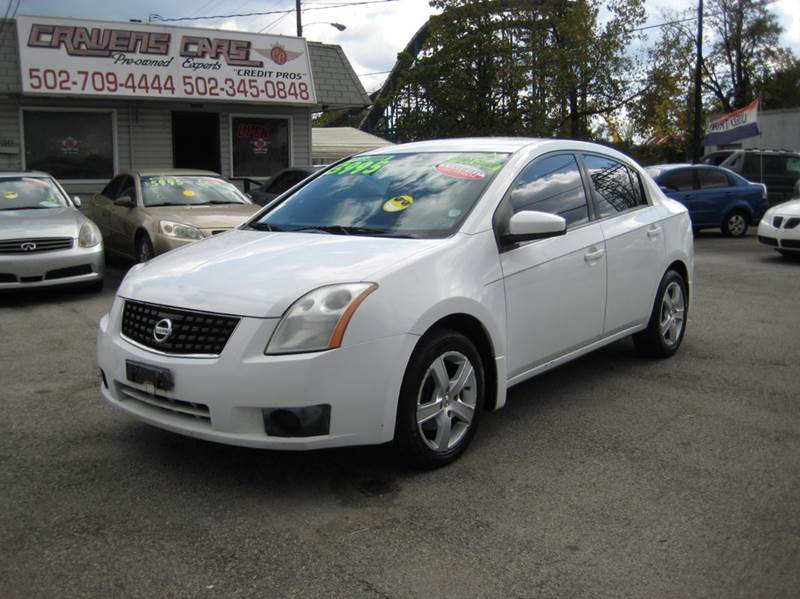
(325, 155), (395, 176)
(183, 190), (196, 197)
(382, 194), (413, 212)
(4, 191), (18, 199)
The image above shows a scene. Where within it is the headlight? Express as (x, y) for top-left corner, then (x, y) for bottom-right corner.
(159, 220), (203, 240)
(78, 221), (101, 248)
(266, 283), (378, 354)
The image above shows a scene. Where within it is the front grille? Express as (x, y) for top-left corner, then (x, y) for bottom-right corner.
(782, 239), (800, 249)
(45, 264), (93, 280)
(117, 382), (210, 422)
(758, 235), (778, 247)
(0, 273), (16, 282)
(122, 299), (239, 356)
(0, 237), (73, 253)
(784, 217), (800, 230)
(773, 216), (784, 228)
(20, 275), (42, 283)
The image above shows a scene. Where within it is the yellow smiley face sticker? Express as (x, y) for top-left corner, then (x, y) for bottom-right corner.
(182, 189), (196, 197)
(382, 194), (413, 213)
(4, 191), (18, 199)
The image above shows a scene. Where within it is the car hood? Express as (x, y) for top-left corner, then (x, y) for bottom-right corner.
(145, 204), (260, 230)
(771, 198), (800, 215)
(0, 207), (84, 240)
(118, 229), (444, 317)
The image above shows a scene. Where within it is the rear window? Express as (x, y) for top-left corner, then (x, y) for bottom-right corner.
(253, 152), (510, 238)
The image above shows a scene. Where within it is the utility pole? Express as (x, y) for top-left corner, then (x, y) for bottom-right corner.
(296, 0), (302, 36)
(692, 0), (703, 163)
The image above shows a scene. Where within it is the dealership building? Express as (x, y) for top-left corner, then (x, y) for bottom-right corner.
(0, 16), (370, 195)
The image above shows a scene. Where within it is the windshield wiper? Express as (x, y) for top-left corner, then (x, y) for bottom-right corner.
(247, 222), (283, 232)
(0, 206), (52, 210)
(147, 202), (187, 207)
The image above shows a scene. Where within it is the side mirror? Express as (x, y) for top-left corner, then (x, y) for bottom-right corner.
(503, 211), (567, 244)
(114, 195), (135, 208)
(72, 195), (82, 208)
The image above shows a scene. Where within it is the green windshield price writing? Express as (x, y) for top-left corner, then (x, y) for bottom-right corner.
(325, 155), (395, 176)
(445, 154), (507, 173)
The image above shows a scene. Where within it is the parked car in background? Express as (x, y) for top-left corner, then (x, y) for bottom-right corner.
(647, 163), (769, 237)
(0, 172), (104, 291)
(249, 166), (321, 206)
(700, 150), (735, 166)
(719, 149), (800, 204)
(85, 170), (260, 262)
(98, 138), (693, 468)
(758, 197), (800, 257)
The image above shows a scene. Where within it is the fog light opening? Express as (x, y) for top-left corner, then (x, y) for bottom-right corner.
(263, 405), (331, 437)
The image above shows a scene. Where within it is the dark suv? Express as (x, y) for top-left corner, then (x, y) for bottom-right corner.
(720, 149), (800, 204)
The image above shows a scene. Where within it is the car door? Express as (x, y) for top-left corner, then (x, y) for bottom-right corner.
(581, 153), (667, 334)
(91, 176), (125, 240)
(107, 175), (137, 255)
(693, 167), (738, 225)
(497, 153), (607, 379)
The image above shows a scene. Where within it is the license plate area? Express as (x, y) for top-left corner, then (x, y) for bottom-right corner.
(126, 360), (174, 391)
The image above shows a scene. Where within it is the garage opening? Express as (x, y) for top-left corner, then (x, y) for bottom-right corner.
(172, 112), (221, 173)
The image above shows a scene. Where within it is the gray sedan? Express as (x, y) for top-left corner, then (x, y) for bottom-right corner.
(0, 172), (104, 291)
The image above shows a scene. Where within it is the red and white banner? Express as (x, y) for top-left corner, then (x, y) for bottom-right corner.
(15, 15), (317, 105)
(704, 100), (760, 146)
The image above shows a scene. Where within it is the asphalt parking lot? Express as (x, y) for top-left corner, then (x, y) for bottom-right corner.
(1, 233), (798, 599)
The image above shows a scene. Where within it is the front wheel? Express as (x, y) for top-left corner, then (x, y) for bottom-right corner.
(395, 330), (485, 469)
(633, 270), (688, 358)
(722, 210), (748, 237)
(136, 235), (154, 263)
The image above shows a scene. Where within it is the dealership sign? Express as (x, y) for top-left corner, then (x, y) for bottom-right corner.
(15, 15), (317, 105)
(703, 100), (760, 146)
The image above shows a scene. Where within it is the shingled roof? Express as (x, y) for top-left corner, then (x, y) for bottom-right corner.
(308, 42), (370, 110)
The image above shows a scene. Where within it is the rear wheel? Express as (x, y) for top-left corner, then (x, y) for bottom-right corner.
(395, 329), (484, 469)
(136, 234), (154, 263)
(633, 270), (688, 358)
(722, 210), (748, 237)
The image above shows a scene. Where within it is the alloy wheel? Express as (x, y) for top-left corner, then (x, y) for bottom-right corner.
(659, 281), (685, 347)
(727, 213), (746, 236)
(416, 351), (477, 452)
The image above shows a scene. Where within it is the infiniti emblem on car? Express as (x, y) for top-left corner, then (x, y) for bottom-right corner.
(20, 242), (36, 251)
(153, 319), (173, 343)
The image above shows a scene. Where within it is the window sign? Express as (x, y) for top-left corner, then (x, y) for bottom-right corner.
(231, 117), (289, 177)
(23, 110), (114, 180)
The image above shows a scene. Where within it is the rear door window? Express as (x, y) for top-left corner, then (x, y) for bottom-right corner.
(697, 169), (732, 189)
(582, 154), (647, 217)
(659, 170), (695, 192)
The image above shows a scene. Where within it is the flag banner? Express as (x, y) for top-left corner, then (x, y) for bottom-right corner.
(704, 100), (760, 146)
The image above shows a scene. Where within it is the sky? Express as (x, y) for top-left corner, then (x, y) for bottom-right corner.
(10, 0), (800, 93)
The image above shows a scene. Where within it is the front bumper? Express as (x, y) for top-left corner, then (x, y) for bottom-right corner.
(757, 218), (800, 252)
(0, 242), (104, 290)
(97, 298), (417, 450)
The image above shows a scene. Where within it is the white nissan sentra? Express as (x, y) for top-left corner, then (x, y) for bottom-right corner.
(97, 138), (693, 468)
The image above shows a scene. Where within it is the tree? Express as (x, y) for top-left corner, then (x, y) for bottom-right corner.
(757, 52), (800, 110)
(387, 0), (645, 141)
(703, 0), (784, 111)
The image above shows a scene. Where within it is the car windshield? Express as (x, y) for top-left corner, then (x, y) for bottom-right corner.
(0, 176), (69, 210)
(141, 175), (250, 207)
(251, 152), (510, 238)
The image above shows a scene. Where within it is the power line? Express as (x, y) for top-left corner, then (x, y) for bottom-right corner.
(631, 16), (697, 33)
(150, 0), (400, 23)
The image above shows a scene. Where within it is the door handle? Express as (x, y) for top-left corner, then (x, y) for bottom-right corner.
(584, 248), (605, 263)
(647, 225), (662, 239)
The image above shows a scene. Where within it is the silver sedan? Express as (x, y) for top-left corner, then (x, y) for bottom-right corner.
(0, 172), (104, 291)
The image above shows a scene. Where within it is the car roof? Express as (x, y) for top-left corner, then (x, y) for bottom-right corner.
(647, 163), (693, 172)
(122, 169), (222, 177)
(357, 137), (555, 156)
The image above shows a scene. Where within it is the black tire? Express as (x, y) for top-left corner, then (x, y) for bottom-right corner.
(721, 210), (749, 237)
(394, 329), (485, 469)
(777, 249), (800, 259)
(136, 234), (154, 263)
(633, 270), (688, 358)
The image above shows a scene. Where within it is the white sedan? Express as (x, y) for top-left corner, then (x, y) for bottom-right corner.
(757, 198), (800, 256)
(97, 138), (693, 468)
